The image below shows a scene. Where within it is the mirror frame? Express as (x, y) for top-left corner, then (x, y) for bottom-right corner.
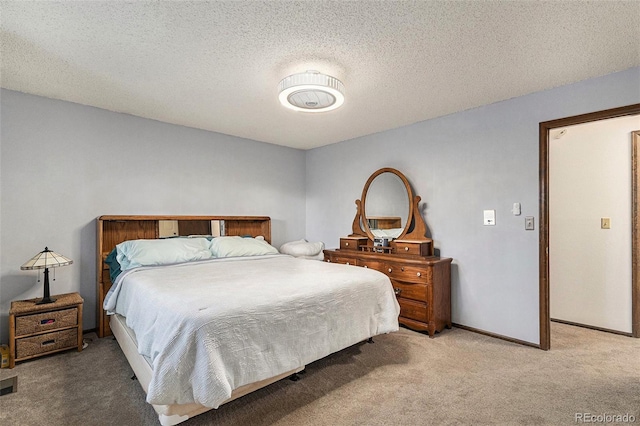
(361, 168), (414, 241)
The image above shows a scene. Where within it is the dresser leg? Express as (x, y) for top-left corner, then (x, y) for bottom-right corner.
(428, 325), (436, 338)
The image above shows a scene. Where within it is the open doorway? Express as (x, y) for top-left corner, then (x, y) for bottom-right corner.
(539, 104), (640, 350)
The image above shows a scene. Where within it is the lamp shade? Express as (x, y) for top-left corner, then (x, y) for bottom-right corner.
(21, 247), (73, 305)
(21, 247), (73, 270)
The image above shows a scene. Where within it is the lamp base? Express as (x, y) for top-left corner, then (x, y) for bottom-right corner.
(37, 268), (56, 305)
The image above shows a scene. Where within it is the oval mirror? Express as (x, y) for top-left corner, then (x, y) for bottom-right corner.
(361, 168), (414, 241)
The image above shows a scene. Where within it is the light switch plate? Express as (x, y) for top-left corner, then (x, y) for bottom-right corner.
(601, 217), (611, 229)
(483, 210), (496, 226)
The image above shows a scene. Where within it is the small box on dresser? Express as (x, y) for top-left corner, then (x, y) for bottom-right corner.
(393, 239), (434, 256)
(339, 237), (369, 251)
(8, 292), (83, 368)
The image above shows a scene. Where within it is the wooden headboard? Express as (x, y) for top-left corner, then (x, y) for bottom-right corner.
(96, 215), (271, 337)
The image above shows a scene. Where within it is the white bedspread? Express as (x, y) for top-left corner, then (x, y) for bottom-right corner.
(104, 254), (399, 408)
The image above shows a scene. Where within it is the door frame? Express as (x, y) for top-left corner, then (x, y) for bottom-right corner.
(539, 103), (640, 350)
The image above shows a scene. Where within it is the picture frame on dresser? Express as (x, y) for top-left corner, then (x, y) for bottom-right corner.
(324, 167), (452, 337)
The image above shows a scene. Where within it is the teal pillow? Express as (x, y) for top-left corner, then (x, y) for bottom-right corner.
(104, 248), (122, 282)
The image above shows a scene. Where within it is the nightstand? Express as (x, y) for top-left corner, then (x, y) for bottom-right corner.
(8, 292), (83, 368)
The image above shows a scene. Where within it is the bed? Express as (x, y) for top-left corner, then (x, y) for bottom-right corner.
(96, 215), (400, 425)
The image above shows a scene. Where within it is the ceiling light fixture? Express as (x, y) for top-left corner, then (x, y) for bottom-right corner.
(278, 71), (344, 112)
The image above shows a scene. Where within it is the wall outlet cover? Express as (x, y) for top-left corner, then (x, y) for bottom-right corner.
(525, 216), (535, 230)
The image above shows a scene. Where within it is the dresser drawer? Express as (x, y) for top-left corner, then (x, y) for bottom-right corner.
(391, 280), (427, 302)
(16, 328), (78, 359)
(398, 298), (428, 323)
(15, 308), (78, 337)
(357, 258), (385, 271)
(328, 255), (357, 266)
(385, 263), (430, 283)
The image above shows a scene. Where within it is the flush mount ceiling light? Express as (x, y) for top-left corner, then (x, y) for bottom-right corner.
(278, 71), (345, 112)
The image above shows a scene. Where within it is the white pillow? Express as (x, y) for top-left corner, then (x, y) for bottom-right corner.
(279, 239), (325, 257)
(116, 238), (212, 270)
(209, 236), (279, 258)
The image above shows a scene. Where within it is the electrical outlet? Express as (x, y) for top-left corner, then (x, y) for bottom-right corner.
(525, 216), (535, 230)
(601, 218), (611, 229)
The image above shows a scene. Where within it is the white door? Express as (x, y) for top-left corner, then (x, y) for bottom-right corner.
(549, 115), (639, 333)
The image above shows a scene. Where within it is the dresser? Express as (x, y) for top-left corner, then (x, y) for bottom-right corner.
(324, 247), (452, 337)
(326, 167), (453, 338)
(8, 292), (83, 367)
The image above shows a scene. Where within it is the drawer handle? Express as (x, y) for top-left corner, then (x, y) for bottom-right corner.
(388, 268), (393, 273)
(401, 267), (405, 272)
(404, 247), (409, 251)
(41, 339), (56, 347)
(40, 319), (55, 325)
(394, 288), (402, 296)
(363, 265), (368, 268)
(345, 242), (349, 246)
(417, 272), (421, 277)
(346, 262), (350, 265)
(327, 259), (331, 262)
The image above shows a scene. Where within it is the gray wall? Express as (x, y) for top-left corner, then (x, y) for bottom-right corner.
(0, 90), (307, 342)
(305, 67), (640, 345)
(2, 68), (638, 347)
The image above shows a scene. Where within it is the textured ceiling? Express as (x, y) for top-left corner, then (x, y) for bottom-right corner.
(1, 1), (639, 150)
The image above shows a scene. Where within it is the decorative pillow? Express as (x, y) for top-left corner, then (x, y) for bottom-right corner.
(116, 238), (212, 271)
(279, 239), (325, 257)
(209, 236), (279, 258)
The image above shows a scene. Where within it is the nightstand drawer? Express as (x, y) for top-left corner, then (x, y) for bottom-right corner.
(15, 308), (78, 336)
(16, 329), (78, 359)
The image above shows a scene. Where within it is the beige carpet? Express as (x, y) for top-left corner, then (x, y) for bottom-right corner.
(1, 323), (638, 425)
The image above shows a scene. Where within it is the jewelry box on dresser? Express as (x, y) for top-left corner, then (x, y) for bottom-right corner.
(323, 167), (452, 337)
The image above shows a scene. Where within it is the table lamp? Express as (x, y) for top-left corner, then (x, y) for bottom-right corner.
(21, 247), (73, 304)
